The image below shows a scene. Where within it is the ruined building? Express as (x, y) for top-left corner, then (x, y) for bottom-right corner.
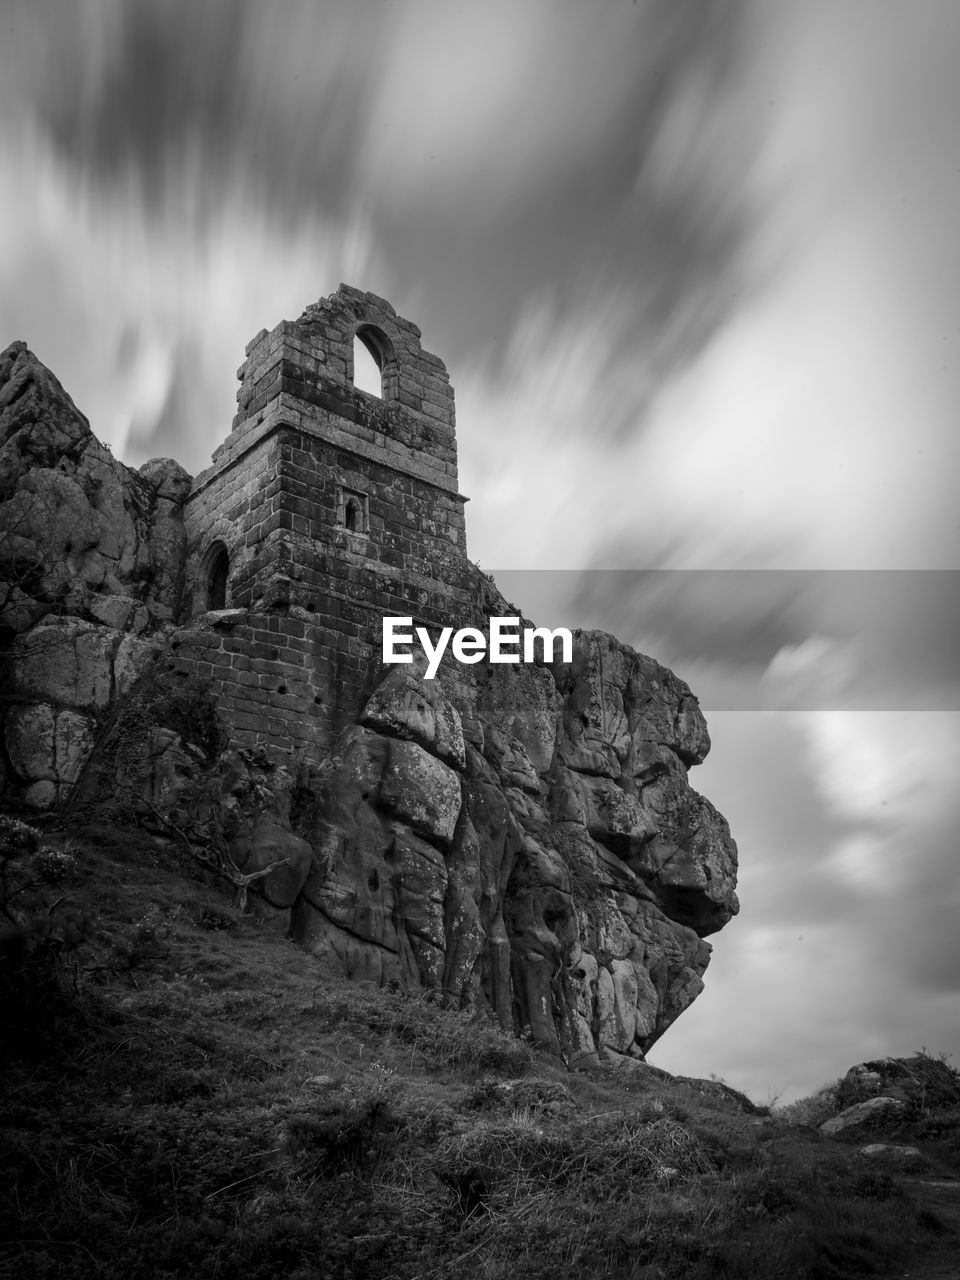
(178, 284), (473, 752)
(0, 285), (740, 1068)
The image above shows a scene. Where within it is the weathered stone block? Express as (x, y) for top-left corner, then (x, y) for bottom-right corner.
(820, 1097), (908, 1138)
(380, 739), (461, 846)
(578, 775), (659, 856)
(12, 619), (118, 710)
(360, 664), (466, 768)
(3, 701), (94, 806)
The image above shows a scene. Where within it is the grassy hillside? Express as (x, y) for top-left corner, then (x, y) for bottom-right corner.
(2, 816), (958, 1279)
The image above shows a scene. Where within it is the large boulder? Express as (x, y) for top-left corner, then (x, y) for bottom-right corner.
(3, 703), (93, 804)
(836, 1055), (960, 1115)
(379, 739), (462, 845)
(359, 662), (466, 768)
(820, 1097), (909, 1138)
(10, 619), (119, 711)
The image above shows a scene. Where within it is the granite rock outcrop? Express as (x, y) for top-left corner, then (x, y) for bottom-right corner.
(284, 625), (738, 1064)
(0, 342), (186, 806)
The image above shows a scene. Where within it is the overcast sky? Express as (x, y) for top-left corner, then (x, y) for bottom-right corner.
(2, 0), (958, 1103)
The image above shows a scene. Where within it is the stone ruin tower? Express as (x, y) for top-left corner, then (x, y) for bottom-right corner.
(176, 285), (474, 753)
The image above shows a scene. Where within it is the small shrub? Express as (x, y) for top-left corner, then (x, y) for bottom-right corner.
(67, 667), (227, 825)
(33, 844), (84, 887)
(774, 1081), (842, 1128)
(196, 904), (238, 931)
(0, 817), (89, 1044)
(107, 908), (178, 974)
(0, 813), (41, 858)
(465, 1077), (574, 1116)
(285, 1065), (404, 1177)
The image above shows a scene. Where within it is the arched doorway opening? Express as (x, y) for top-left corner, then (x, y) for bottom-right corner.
(207, 545), (229, 610)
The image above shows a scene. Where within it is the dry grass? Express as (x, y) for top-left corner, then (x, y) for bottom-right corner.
(0, 816), (953, 1279)
(773, 1081), (842, 1129)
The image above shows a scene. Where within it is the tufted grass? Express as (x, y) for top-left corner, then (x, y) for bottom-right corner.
(0, 818), (952, 1279)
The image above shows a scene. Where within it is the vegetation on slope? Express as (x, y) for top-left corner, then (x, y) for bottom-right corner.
(2, 814), (958, 1279)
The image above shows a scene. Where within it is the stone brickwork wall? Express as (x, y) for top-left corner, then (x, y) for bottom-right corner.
(234, 283), (459, 445)
(179, 284), (473, 750)
(165, 610), (372, 755)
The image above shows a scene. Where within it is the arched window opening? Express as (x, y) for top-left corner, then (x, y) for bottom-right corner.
(207, 546), (229, 610)
(353, 332), (383, 398)
(352, 324), (398, 401)
(339, 487), (368, 535)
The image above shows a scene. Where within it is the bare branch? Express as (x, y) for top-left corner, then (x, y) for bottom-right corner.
(119, 789), (288, 911)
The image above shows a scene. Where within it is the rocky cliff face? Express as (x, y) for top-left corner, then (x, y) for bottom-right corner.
(287, 630), (738, 1066)
(0, 342), (189, 634)
(0, 342), (189, 806)
(0, 340), (739, 1066)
